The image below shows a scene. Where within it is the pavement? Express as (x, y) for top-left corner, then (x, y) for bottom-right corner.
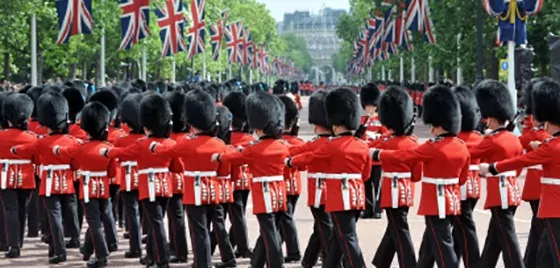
(0, 96), (533, 267)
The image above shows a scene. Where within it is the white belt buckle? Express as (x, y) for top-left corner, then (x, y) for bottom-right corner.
(45, 170), (53, 197)
(148, 173), (156, 202)
(194, 172), (202, 206)
(391, 177), (399, 209)
(437, 184), (446, 219)
(341, 177), (350, 211)
(262, 181), (273, 213)
(83, 176), (90, 204)
(460, 182), (467, 201)
(1, 163), (7, 189)
(499, 175), (508, 210)
(125, 165), (132, 192)
(313, 178), (323, 208)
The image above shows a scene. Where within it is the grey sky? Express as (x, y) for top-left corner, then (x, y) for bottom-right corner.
(255, 0), (349, 22)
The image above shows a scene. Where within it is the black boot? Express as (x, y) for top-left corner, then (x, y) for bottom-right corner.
(80, 245), (92, 261)
(66, 238), (80, 248)
(147, 262), (169, 268)
(214, 259), (237, 268)
(169, 255), (188, 263)
(49, 254), (67, 264)
(284, 254), (302, 263)
(140, 255), (153, 265)
(4, 247), (20, 258)
(108, 243), (118, 252)
(234, 249), (252, 258)
(125, 251), (142, 258)
(87, 257), (108, 268)
(27, 231), (39, 238)
(141, 236), (147, 244)
(123, 232), (129, 239)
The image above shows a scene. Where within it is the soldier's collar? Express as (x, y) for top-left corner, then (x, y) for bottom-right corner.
(318, 134), (331, 137)
(437, 133), (455, 138)
(490, 127), (507, 134)
(259, 135), (276, 140)
(338, 132), (353, 136)
(553, 131), (560, 137)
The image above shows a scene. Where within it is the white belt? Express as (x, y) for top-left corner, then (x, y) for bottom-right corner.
(0, 159), (32, 190)
(138, 167), (169, 202)
(323, 173), (362, 180)
(469, 165), (480, 171)
(382, 172), (411, 179)
(121, 161), (137, 192)
(41, 164), (71, 197)
(384, 172), (411, 208)
(217, 176), (231, 180)
(183, 171), (217, 177)
(307, 173), (328, 179)
(185, 171), (217, 206)
(528, 165), (542, 170)
(81, 171), (108, 203)
(308, 173), (326, 208)
(423, 177), (459, 219)
(487, 171), (517, 210)
(253, 175), (284, 183)
(541, 177), (560, 185)
(138, 167), (169, 175)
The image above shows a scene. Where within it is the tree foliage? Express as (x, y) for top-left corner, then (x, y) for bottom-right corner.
(279, 33), (313, 73)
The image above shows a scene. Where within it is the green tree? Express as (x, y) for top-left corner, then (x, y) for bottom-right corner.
(279, 33), (313, 73)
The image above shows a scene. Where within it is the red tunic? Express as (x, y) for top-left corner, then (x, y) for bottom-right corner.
(457, 131), (484, 200)
(374, 135), (470, 217)
(219, 138), (289, 214)
(289, 135), (330, 207)
(360, 115), (390, 142)
(57, 141), (118, 200)
(107, 127), (126, 185)
(493, 133), (560, 218)
(69, 124), (87, 141)
(154, 134), (230, 205)
(168, 132), (188, 195)
(114, 133), (145, 192)
(282, 134), (305, 196)
(13, 133), (80, 196)
(107, 137), (181, 201)
(374, 135), (422, 209)
(290, 134), (371, 213)
(230, 131), (255, 191)
(518, 126), (551, 201)
(0, 129), (37, 189)
(469, 129), (523, 209)
(522, 115), (533, 135)
(28, 119), (42, 135)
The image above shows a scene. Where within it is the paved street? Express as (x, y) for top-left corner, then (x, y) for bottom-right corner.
(0, 95), (533, 267)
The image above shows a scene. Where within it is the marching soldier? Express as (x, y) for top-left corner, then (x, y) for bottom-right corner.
(211, 91), (288, 268)
(370, 86), (420, 268)
(290, 90), (333, 268)
(222, 91), (253, 258)
(480, 78), (560, 268)
(25, 86), (43, 239)
(278, 95), (303, 262)
(371, 85), (470, 268)
(359, 83), (390, 219)
(452, 86), (483, 267)
(286, 87), (370, 268)
(470, 80), (524, 268)
(114, 93), (145, 259)
(161, 90), (189, 263)
(11, 91), (82, 264)
(151, 89), (236, 268)
(0, 92), (11, 251)
(0, 93), (37, 258)
(517, 78), (551, 268)
(101, 93), (181, 268)
(53, 101), (117, 268)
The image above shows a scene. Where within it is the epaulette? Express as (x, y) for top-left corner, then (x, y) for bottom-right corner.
(408, 135), (418, 142)
(544, 137), (555, 143)
(248, 140), (260, 147)
(328, 136), (341, 141)
(429, 136), (444, 142)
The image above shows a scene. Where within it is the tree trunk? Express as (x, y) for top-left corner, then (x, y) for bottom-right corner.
(70, 63), (77, 80)
(485, 42), (499, 80)
(540, 59), (548, 77)
(3, 52), (10, 81)
(37, 51), (43, 85)
(96, 57), (101, 87)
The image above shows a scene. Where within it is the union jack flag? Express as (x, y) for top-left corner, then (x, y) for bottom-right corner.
(55, 0), (94, 44)
(405, 0), (423, 32)
(209, 10), (227, 61)
(119, 0), (150, 50)
(155, 0), (187, 58)
(422, 3), (436, 44)
(224, 22), (244, 64)
(186, 0), (206, 60)
(243, 29), (255, 67)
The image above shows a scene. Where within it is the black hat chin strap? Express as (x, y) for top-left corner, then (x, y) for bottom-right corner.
(404, 114), (416, 135)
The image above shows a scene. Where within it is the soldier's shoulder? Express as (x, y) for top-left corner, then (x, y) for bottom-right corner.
(328, 136), (342, 141)
(248, 140), (261, 147)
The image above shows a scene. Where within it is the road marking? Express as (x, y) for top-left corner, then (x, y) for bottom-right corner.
(474, 208), (531, 224)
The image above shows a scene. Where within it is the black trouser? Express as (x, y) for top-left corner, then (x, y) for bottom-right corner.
(418, 216), (458, 268)
(102, 188), (118, 248)
(536, 218), (560, 268)
(123, 190), (141, 253)
(208, 204), (235, 263)
(479, 207), (524, 268)
(141, 198), (169, 265)
(365, 166), (382, 216)
(251, 212), (284, 268)
(228, 190), (250, 252)
(278, 195), (300, 257)
(324, 210), (365, 268)
(109, 185), (122, 228)
(167, 194), (188, 259)
(27, 177), (40, 235)
(73, 181), (84, 231)
(62, 192), (80, 240)
(46, 195), (79, 257)
(82, 199), (110, 259)
(302, 205), (332, 267)
(40, 196), (50, 237)
(524, 200), (542, 268)
(185, 204), (212, 268)
(1, 189), (31, 249)
(372, 207), (416, 268)
(453, 198), (480, 268)
(0, 191), (7, 247)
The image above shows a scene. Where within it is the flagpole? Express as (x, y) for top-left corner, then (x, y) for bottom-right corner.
(411, 56), (415, 82)
(100, 0), (106, 87)
(381, 65), (386, 81)
(202, 52), (207, 81)
(399, 56), (404, 84)
(428, 56), (434, 83)
(249, 68), (253, 84)
(457, 33), (463, 85)
(142, 42), (147, 81)
(171, 56), (176, 83)
(507, 41), (516, 113)
(228, 64), (232, 80)
(31, 11), (37, 86)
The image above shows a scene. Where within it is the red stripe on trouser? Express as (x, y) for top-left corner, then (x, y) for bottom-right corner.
(141, 203), (161, 263)
(389, 210), (406, 267)
(82, 202), (98, 256)
(546, 219), (560, 263)
(332, 213), (355, 268)
(43, 198), (59, 255)
(185, 206), (198, 268)
(494, 210), (514, 265)
(457, 217), (470, 268)
(428, 217), (446, 268)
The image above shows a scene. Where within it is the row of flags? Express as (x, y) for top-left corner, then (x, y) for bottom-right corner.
(346, 0), (436, 79)
(55, 0), (304, 79)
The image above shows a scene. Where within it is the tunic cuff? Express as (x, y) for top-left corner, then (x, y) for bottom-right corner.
(489, 163), (499, 176)
(372, 150), (381, 162)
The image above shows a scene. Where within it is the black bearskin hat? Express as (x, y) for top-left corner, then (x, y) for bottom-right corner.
(360, 82), (380, 108)
(26, 86), (43, 118)
(80, 102), (110, 140)
(71, 80), (88, 97)
(131, 79), (147, 92)
(0, 92), (13, 128)
(222, 91), (247, 130)
(3, 93), (34, 129)
(185, 89), (217, 132)
(273, 80), (287, 95)
(378, 86), (414, 135)
(140, 94), (172, 138)
(325, 87), (361, 130)
(89, 90), (119, 113)
(422, 85), (461, 135)
(474, 80), (515, 123)
(308, 90), (330, 129)
(533, 78), (560, 126)
(216, 105), (232, 141)
(523, 77), (547, 115)
(37, 92), (69, 131)
(246, 91), (284, 137)
(278, 96), (299, 130)
(120, 93), (143, 133)
(19, 85), (32, 95)
(42, 85), (63, 95)
(453, 86), (480, 132)
(62, 87), (85, 123)
(163, 91), (187, 133)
